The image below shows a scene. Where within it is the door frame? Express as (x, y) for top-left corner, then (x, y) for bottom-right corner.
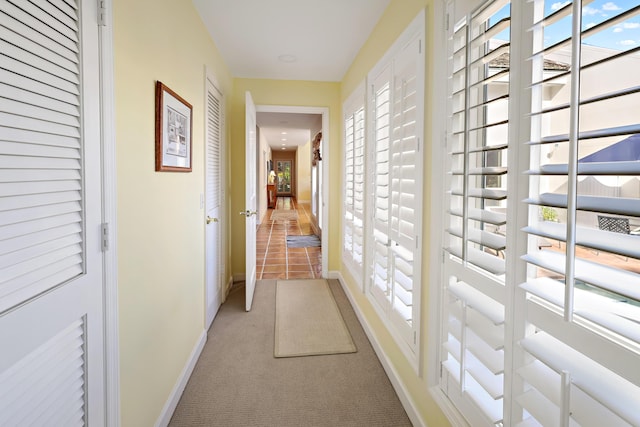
(255, 105), (329, 278)
(98, 1), (120, 425)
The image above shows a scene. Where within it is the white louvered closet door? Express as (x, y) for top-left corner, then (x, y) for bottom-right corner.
(0, 0), (105, 424)
(205, 77), (223, 328)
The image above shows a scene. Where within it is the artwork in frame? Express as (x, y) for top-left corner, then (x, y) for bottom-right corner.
(155, 81), (193, 172)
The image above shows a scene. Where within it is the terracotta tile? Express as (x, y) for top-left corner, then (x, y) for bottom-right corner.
(261, 272), (287, 279)
(263, 265), (286, 273)
(287, 272), (314, 279)
(288, 264), (312, 272)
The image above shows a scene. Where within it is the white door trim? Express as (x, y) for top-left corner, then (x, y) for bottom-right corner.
(255, 105), (329, 278)
(98, 1), (120, 425)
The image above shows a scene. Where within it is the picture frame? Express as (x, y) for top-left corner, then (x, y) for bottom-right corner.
(155, 81), (193, 172)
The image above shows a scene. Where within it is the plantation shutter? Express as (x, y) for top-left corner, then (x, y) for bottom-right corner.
(441, 1), (510, 423)
(0, 0), (83, 310)
(344, 107), (355, 264)
(518, 1), (640, 425)
(388, 35), (423, 346)
(342, 88), (365, 281)
(370, 65), (393, 312)
(368, 15), (424, 363)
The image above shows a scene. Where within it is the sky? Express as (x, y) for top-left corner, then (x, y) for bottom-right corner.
(489, 0), (640, 50)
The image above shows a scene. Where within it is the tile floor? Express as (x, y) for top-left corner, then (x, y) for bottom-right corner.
(257, 197), (322, 280)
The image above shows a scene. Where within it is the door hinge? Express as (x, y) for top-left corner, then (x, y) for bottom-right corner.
(98, 0), (108, 26)
(101, 223), (109, 251)
(445, 13), (450, 31)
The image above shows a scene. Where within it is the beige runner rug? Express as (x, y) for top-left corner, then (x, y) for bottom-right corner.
(275, 279), (357, 358)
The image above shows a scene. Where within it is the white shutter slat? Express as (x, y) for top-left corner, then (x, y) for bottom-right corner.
(520, 332), (640, 426)
(531, 161), (640, 176)
(0, 169), (79, 183)
(0, 216), (81, 247)
(450, 303), (504, 350)
(515, 389), (570, 427)
(449, 207), (507, 226)
(522, 251), (640, 301)
(449, 281), (504, 325)
(517, 359), (630, 427)
(526, 193), (640, 217)
(523, 221), (640, 260)
(529, 123), (640, 146)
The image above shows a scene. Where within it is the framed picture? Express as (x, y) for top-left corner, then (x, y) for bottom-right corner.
(155, 81), (193, 172)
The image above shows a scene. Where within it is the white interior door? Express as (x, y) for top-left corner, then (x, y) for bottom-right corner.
(0, 0), (105, 423)
(205, 77), (223, 328)
(244, 92), (257, 311)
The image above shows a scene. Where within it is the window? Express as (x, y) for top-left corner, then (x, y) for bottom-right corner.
(343, 85), (366, 283)
(440, 0), (640, 425)
(367, 11), (425, 366)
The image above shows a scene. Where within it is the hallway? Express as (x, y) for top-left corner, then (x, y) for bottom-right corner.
(257, 197), (322, 280)
(168, 279), (412, 426)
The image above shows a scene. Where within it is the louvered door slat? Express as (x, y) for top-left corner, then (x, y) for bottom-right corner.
(0, 234), (81, 269)
(0, 319), (85, 427)
(0, 69), (79, 105)
(2, 0), (79, 50)
(0, 7), (78, 65)
(1, 54), (79, 94)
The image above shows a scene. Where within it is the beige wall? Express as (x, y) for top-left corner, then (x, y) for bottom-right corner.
(229, 79), (341, 276)
(339, 1), (451, 425)
(113, 0), (232, 425)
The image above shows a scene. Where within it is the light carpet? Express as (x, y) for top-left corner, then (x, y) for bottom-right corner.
(270, 209), (299, 221)
(275, 279), (356, 357)
(286, 234), (321, 248)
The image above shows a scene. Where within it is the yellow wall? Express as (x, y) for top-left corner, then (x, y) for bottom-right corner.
(339, 1), (451, 426)
(113, 0), (232, 425)
(229, 79), (341, 275)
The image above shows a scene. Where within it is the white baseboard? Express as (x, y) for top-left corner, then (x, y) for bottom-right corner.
(223, 276), (233, 302)
(155, 330), (207, 427)
(331, 271), (427, 427)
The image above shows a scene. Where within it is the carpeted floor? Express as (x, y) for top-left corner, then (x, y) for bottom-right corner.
(168, 279), (412, 427)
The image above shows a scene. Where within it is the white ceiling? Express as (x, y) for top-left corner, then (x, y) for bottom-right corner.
(192, 0), (391, 82)
(192, 0), (391, 150)
(257, 112), (320, 152)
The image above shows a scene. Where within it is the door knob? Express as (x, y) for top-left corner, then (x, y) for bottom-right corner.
(239, 210), (257, 217)
(206, 216), (218, 224)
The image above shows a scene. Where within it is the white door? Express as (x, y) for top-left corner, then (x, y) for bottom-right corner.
(205, 78), (223, 328)
(244, 92), (257, 311)
(0, 0), (105, 424)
